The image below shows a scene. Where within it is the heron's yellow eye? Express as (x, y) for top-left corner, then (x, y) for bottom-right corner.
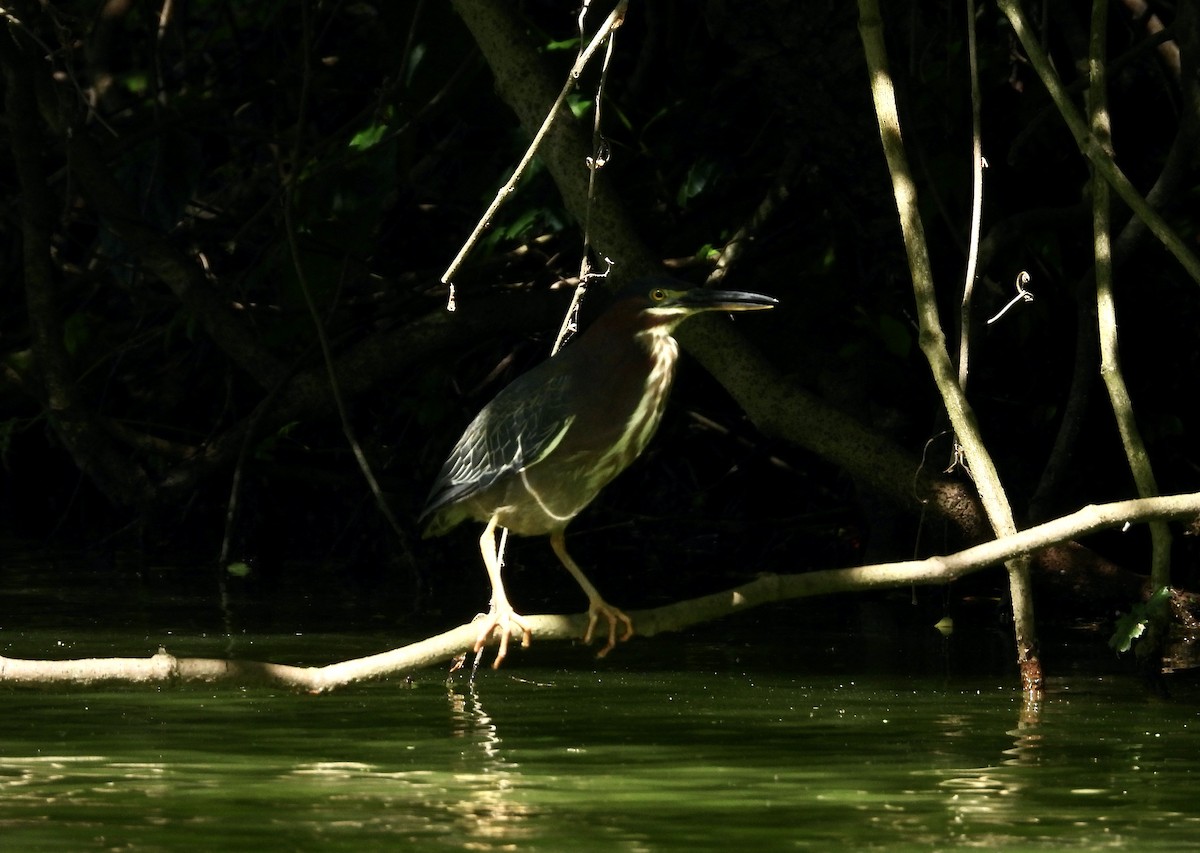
(650, 288), (667, 302)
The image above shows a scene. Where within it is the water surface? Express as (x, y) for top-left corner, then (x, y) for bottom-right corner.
(1, 550), (1197, 850)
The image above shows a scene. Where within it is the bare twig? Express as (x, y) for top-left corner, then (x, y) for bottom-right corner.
(0, 3), (119, 135)
(958, 0), (984, 392)
(441, 0), (629, 290)
(707, 153), (798, 287)
(552, 1), (622, 356)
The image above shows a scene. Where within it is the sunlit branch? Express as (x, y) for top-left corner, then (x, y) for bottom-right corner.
(958, 0), (984, 393)
(857, 0), (1041, 700)
(1087, 0), (1172, 603)
(4, 492), (1198, 692)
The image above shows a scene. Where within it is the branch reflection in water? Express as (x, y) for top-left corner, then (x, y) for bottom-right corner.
(446, 676), (538, 842)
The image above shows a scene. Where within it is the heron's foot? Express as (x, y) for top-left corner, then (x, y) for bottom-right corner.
(584, 599), (635, 658)
(473, 604), (532, 669)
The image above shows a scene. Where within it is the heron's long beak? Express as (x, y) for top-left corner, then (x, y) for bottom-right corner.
(675, 288), (778, 312)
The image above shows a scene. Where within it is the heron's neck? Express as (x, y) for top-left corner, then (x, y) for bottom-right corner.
(634, 322), (681, 367)
(630, 324), (681, 422)
(582, 323), (682, 488)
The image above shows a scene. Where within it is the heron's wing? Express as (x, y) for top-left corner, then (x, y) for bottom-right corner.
(421, 368), (577, 518)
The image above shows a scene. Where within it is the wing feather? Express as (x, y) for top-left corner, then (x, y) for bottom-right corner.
(420, 367), (577, 520)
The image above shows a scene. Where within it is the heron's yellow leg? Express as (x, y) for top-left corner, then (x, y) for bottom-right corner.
(476, 515), (531, 667)
(550, 530), (634, 657)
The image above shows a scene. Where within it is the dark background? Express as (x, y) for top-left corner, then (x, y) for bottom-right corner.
(1, 1), (1197, 650)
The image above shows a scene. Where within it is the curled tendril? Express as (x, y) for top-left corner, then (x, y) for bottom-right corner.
(986, 270), (1033, 325)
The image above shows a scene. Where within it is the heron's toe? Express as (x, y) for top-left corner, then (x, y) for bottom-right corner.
(585, 601), (634, 658)
(474, 606), (532, 668)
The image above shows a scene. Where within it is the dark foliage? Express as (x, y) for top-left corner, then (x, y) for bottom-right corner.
(1, 1), (1197, 627)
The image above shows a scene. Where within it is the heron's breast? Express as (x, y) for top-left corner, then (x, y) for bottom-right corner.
(585, 329), (680, 490)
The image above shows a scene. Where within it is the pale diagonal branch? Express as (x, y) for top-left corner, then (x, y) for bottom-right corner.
(857, 0), (1041, 699)
(1087, 0), (1172, 600)
(3, 492), (1198, 691)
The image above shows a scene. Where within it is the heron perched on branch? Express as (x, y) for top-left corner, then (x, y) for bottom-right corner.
(421, 278), (776, 666)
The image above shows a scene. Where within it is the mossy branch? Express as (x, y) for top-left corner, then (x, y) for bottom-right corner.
(1087, 0), (1172, 660)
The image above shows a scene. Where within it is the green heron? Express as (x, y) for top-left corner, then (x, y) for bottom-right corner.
(420, 278), (776, 666)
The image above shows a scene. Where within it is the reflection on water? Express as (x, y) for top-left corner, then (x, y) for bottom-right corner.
(1004, 718), (1045, 766)
(2, 548), (1199, 850)
(444, 678), (537, 845)
(0, 668), (1198, 850)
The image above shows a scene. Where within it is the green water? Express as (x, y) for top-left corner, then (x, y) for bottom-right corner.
(2, 656), (1198, 850)
(1, 551), (1198, 850)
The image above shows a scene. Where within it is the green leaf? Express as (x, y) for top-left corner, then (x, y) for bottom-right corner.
(404, 43), (426, 87)
(349, 121), (389, 152)
(62, 313), (93, 356)
(226, 561), (253, 578)
(254, 421), (300, 462)
(567, 94), (593, 118)
(877, 314), (912, 359)
(544, 37), (581, 52)
(0, 418), (16, 461)
(501, 207), (541, 240)
(677, 160), (719, 208)
(1109, 586), (1172, 653)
